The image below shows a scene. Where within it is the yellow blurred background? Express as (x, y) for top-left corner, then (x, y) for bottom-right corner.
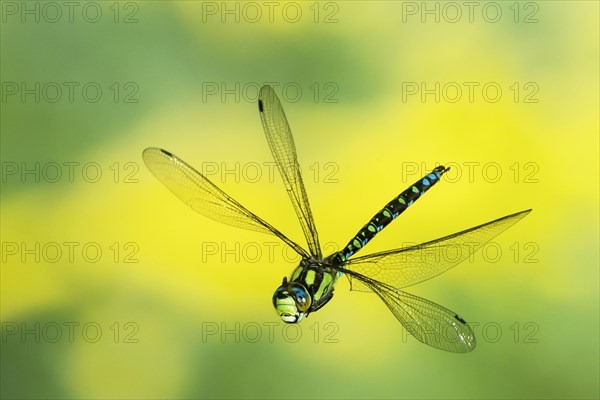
(1, 1), (598, 398)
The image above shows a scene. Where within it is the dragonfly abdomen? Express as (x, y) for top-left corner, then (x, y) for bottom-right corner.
(329, 166), (449, 264)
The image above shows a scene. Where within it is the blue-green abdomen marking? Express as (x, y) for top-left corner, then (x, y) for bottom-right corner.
(328, 166), (448, 264)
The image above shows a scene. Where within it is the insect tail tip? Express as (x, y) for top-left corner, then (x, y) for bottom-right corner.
(437, 165), (450, 174)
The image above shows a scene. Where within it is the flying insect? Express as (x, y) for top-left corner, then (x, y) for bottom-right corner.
(143, 85), (531, 352)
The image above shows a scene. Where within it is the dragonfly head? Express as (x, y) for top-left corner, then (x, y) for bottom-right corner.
(272, 277), (312, 323)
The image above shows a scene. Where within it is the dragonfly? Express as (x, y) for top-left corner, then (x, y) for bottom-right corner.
(143, 85), (531, 352)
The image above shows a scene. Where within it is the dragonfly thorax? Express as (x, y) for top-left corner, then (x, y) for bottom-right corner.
(272, 258), (340, 323)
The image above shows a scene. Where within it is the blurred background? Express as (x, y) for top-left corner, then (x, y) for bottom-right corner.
(1, 1), (598, 399)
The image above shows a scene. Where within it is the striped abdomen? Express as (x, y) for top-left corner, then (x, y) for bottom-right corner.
(328, 166), (448, 264)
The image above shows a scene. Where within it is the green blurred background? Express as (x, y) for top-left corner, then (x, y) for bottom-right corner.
(1, 1), (598, 399)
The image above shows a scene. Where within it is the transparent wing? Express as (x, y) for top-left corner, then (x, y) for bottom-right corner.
(258, 85), (322, 258)
(343, 209), (532, 292)
(142, 147), (309, 258)
(335, 267), (475, 352)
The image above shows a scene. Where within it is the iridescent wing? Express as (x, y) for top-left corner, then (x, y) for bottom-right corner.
(334, 265), (476, 352)
(258, 85), (322, 258)
(142, 147), (309, 258)
(342, 209), (531, 292)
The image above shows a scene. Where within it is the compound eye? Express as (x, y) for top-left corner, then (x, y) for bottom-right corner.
(289, 283), (312, 312)
(272, 286), (288, 308)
